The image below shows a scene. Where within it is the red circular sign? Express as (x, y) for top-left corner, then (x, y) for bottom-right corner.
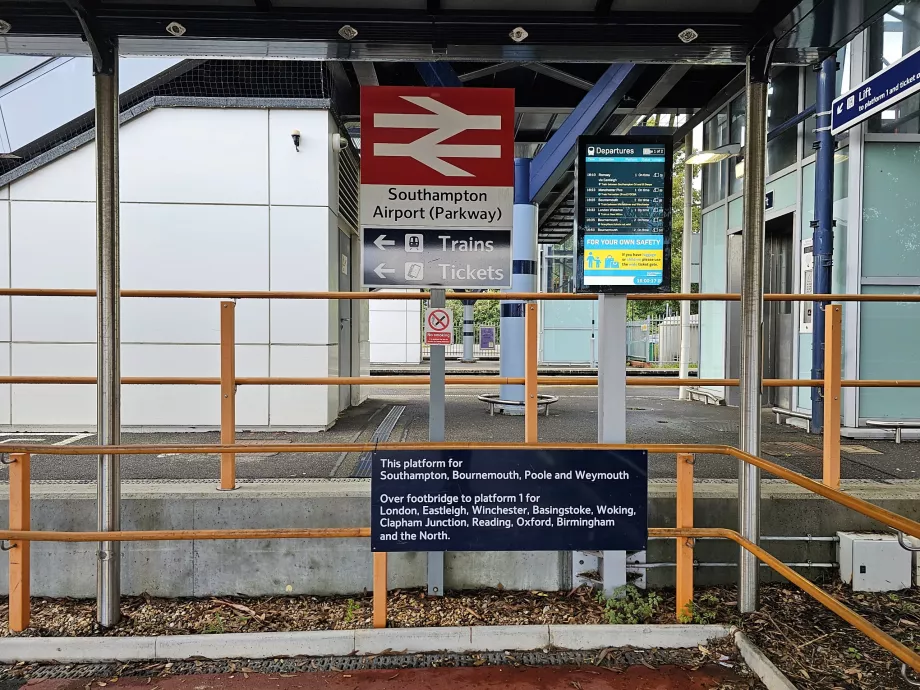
(427, 308), (451, 331)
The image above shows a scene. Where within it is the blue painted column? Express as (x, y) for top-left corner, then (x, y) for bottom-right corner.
(810, 56), (837, 434)
(499, 158), (538, 410)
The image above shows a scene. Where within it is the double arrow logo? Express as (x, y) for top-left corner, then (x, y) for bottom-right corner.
(374, 96), (501, 177)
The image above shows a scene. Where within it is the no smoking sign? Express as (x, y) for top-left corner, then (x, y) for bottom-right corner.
(425, 307), (454, 346)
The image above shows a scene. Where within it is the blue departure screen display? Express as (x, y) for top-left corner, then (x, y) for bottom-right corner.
(578, 140), (670, 290)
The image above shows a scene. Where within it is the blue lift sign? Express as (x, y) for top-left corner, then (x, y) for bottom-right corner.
(832, 43), (920, 135)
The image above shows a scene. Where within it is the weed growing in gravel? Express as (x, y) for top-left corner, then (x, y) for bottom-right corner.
(344, 598), (361, 624)
(596, 586), (662, 624)
(202, 614), (226, 635)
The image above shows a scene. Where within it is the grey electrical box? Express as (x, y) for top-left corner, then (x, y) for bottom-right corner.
(838, 532), (911, 592)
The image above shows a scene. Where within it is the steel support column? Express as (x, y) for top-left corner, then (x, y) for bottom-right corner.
(95, 43), (121, 628)
(738, 50), (769, 614)
(499, 159), (537, 410)
(679, 133), (694, 400)
(461, 300), (475, 362)
(810, 56), (837, 435)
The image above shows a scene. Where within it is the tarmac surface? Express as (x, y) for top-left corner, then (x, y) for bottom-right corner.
(18, 665), (750, 689)
(0, 385), (913, 483)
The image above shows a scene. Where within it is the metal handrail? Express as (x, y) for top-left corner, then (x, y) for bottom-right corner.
(1, 375), (920, 388)
(0, 288), (919, 301)
(651, 527), (920, 673)
(4, 441), (920, 541)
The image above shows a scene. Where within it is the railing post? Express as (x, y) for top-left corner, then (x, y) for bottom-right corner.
(823, 304), (842, 489)
(220, 301), (236, 491)
(373, 551), (387, 628)
(525, 302), (538, 443)
(676, 453), (694, 621)
(9, 452), (30, 632)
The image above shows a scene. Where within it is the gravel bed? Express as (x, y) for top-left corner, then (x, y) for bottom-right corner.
(1, 582), (919, 687)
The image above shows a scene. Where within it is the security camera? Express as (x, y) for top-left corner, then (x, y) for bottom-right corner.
(331, 133), (349, 152)
(291, 129), (301, 152)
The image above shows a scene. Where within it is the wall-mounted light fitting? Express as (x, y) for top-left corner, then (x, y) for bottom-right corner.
(0, 20), (11, 35)
(339, 25), (358, 40)
(166, 21), (187, 37)
(678, 28), (698, 43)
(291, 129), (301, 152)
(509, 27), (528, 43)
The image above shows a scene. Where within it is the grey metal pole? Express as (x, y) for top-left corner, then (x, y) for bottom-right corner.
(678, 133), (694, 400)
(461, 300), (475, 362)
(427, 288), (446, 595)
(95, 49), (121, 627)
(738, 53), (769, 614)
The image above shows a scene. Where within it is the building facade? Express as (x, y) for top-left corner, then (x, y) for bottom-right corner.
(697, 3), (920, 429)
(0, 60), (367, 430)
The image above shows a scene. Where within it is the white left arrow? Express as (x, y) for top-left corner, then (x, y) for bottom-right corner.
(374, 235), (396, 251)
(374, 263), (396, 279)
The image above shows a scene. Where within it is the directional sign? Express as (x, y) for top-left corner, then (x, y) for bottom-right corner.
(360, 86), (514, 288)
(425, 307), (454, 345)
(361, 228), (511, 288)
(832, 43), (920, 135)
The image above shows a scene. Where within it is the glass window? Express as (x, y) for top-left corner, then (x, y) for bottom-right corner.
(702, 108), (728, 207)
(868, 2), (920, 133)
(766, 67), (799, 175)
(729, 96), (746, 195)
(542, 238), (574, 293)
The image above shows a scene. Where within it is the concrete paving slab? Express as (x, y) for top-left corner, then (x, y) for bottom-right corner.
(155, 631), (357, 661)
(0, 636), (156, 663)
(548, 624), (731, 650)
(354, 626), (472, 654)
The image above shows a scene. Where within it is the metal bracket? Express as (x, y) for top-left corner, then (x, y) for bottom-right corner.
(747, 40), (776, 83)
(903, 664), (920, 687)
(0, 454), (14, 465)
(0, 541), (15, 551)
(896, 531), (920, 552)
(62, 0), (117, 75)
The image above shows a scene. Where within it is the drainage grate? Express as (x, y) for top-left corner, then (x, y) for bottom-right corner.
(7, 647), (710, 680)
(352, 405), (406, 477)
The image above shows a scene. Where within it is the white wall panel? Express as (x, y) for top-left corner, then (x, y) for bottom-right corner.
(121, 344), (268, 426)
(268, 109), (330, 207)
(0, 343), (10, 425)
(11, 201), (95, 288)
(120, 109), (269, 205)
(122, 299), (269, 345)
(121, 203), (269, 290)
(269, 205), (330, 344)
(10, 144), (95, 202)
(11, 343), (94, 426)
(269, 344), (333, 428)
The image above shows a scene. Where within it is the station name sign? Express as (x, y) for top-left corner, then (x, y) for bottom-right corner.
(371, 449), (648, 552)
(575, 135), (673, 294)
(360, 86), (514, 289)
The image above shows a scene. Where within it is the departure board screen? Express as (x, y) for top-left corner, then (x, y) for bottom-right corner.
(575, 136), (672, 294)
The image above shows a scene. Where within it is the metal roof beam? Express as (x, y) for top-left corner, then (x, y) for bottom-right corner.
(416, 62), (462, 87)
(612, 64), (690, 134)
(529, 63), (641, 204)
(524, 63), (594, 91)
(351, 61), (378, 86)
(458, 62), (518, 82)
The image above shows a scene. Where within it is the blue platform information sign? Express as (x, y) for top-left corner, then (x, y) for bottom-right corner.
(832, 43), (920, 135)
(371, 449), (648, 552)
(576, 136), (672, 294)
